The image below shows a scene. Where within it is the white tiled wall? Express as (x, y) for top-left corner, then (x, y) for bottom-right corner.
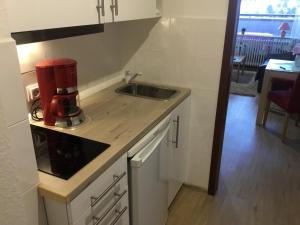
(118, 2), (228, 189)
(7, 119), (38, 192)
(0, 39), (27, 126)
(0, 2), (38, 224)
(0, 101), (29, 225)
(0, 0), (10, 39)
(22, 187), (39, 225)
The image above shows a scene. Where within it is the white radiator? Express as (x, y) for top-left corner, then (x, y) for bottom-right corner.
(235, 36), (299, 68)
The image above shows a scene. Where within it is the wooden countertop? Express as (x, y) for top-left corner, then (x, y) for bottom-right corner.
(32, 82), (191, 202)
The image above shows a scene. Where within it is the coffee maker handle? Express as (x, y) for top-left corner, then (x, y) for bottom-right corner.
(50, 97), (59, 117)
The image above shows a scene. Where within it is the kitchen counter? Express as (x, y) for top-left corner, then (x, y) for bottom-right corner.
(32, 82), (191, 202)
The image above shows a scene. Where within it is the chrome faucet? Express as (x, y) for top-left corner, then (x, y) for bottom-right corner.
(124, 70), (142, 84)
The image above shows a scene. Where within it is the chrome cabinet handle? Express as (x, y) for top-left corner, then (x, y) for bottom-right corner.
(110, 0), (119, 20)
(172, 116), (180, 148)
(101, 0), (105, 16)
(96, 0), (105, 23)
(91, 172), (126, 208)
(92, 190), (127, 225)
(114, 0), (118, 16)
(109, 206), (128, 225)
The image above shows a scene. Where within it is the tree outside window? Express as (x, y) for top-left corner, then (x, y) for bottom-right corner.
(238, 0), (300, 38)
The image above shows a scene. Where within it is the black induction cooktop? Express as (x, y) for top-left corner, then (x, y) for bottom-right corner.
(30, 125), (110, 180)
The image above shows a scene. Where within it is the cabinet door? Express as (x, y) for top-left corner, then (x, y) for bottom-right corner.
(168, 97), (190, 207)
(105, 0), (158, 23)
(4, 0), (99, 32)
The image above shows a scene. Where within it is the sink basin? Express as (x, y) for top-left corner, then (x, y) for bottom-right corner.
(116, 83), (178, 100)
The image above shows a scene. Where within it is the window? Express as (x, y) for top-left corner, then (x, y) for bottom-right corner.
(238, 0), (300, 38)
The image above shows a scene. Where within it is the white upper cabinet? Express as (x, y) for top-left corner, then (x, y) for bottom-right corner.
(104, 0), (159, 23)
(4, 0), (99, 32)
(40, 0), (99, 28)
(4, 0), (159, 33)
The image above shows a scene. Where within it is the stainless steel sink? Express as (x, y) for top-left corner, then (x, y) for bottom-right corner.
(116, 83), (178, 100)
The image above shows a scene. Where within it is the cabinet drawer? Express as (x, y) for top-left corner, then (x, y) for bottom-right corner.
(73, 192), (129, 225)
(70, 154), (128, 224)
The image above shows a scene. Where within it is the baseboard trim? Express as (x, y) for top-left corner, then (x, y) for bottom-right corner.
(182, 183), (208, 193)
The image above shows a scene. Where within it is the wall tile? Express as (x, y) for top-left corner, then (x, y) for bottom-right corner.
(119, 17), (226, 189)
(0, 0), (10, 38)
(185, 89), (219, 188)
(7, 119), (39, 192)
(0, 38), (28, 126)
(0, 99), (29, 225)
(22, 187), (39, 225)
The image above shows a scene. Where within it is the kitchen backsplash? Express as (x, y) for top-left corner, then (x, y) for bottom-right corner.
(19, 23), (122, 95)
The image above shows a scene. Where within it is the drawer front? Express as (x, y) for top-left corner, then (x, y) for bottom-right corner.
(70, 154), (128, 224)
(73, 192), (129, 225)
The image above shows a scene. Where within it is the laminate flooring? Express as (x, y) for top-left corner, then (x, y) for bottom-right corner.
(167, 95), (300, 225)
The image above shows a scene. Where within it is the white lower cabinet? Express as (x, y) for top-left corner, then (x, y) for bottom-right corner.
(168, 97), (190, 207)
(44, 154), (129, 225)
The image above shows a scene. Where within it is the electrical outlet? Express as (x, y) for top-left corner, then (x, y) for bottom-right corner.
(26, 83), (40, 102)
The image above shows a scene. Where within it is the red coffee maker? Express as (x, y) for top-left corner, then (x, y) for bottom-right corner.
(35, 58), (84, 128)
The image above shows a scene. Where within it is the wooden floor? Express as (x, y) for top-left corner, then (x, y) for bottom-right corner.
(167, 95), (300, 225)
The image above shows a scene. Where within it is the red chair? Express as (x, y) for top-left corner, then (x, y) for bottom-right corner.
(263, 74), (300, 141)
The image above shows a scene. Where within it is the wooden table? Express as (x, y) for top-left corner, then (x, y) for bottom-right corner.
(256, 59), (300, 126)
(233, 55), (246, 82)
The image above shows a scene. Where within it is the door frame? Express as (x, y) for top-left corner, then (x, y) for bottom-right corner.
(208, 0), (241, 195)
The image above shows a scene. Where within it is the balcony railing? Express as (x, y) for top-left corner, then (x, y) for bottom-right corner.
(235, 35), (299, 68)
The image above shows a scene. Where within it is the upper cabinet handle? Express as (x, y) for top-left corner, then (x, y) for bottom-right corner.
(114, 0), (119, 16)
(101, 0), (105, 16)
(111, 0), (119, 18)
(96, 0), (105, 23)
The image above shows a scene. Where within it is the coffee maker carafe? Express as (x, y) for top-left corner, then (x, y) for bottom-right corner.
(35, 58), (84, 128)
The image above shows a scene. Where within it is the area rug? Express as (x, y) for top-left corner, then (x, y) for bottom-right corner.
(230, 70), (258, 97)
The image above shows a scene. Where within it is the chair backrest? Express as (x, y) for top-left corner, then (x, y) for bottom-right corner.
(289, 74), (300, 113)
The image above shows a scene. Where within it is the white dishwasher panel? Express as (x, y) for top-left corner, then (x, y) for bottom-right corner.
(129, 124), (169, 225)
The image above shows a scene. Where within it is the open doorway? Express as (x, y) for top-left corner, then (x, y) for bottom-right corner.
(209, 0), (300, 196)
(231, 0), (300, 97)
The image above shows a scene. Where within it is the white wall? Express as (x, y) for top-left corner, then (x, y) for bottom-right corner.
(0, 102), (29, 225)
(119, 0), (229, 189)
(0, 1), (32, 225)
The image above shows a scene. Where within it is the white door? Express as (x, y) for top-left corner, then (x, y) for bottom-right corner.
(105, 0), (158, 23)
(4, 0), (99, 32)
(168, 98), (190, 207)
